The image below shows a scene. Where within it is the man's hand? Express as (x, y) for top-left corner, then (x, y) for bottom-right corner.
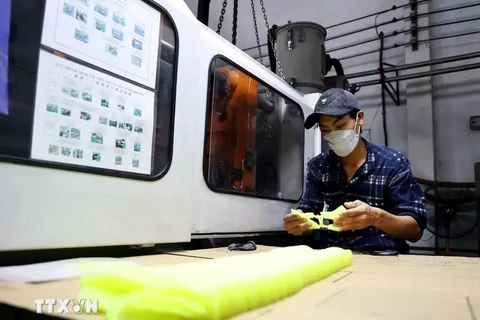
(334, 200), (381, 231)
(283, 211), (311, 236)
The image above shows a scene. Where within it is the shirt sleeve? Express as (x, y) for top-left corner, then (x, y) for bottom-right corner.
(296, 160), (324, 214)
(388, 157), (427, 236)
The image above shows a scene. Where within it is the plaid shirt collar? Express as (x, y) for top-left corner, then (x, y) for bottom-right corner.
(328, 138), (375, 184)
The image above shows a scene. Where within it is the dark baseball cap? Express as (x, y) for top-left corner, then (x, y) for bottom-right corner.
(304, 88), (360, 129)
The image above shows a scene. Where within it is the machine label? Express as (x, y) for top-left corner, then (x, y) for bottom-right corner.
(31, 50), (155, 174)
(41, 0), (161, 89)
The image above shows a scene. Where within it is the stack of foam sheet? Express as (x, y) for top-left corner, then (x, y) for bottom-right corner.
(79, 245), (353, 320)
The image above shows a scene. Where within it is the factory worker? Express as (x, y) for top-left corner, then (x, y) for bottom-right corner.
(283, 88), (426, 253)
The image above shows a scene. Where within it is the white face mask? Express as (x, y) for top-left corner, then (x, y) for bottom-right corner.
(323, 115), (360, 157)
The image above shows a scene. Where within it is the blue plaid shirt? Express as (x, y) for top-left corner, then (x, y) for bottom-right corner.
(297, 139), (427, 252)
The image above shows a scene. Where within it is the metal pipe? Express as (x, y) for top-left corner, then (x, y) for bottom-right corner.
(409, 246), (479, 253)
(259, 46), (480, 80)
(241, 0), (434, 52)
(417, 177), (476, 188)
(251, 52), (269, 60)
(327, 18), (399, 42)
(243, 2), (480, 53)
(346, 51), (480, 79)
(327, 31), (400, 54)
(197, 0), (211, 26)
(326, 0), (431, 29)
(251, 25), (480, 62)
(327, 16), (480, 53)
(379, 33), (388, 146)
(338, 29), (480, 61)
(326, 2), (480, 42)
(242, 43), (267, 52)
(351, 62), (480, 87)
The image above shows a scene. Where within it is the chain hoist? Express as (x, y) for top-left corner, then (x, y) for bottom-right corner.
(232, 0), (238, 45)
(258, 0), (285, 80)
(216, 0), (239, 46)
(250, 0), (263, 65)
(216, 0), (285, 80)
(216, 0), (227, 34)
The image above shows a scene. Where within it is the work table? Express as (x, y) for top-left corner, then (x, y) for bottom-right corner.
(0, 246), (479, 319)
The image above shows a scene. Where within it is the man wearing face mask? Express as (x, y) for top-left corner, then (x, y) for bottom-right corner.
(283, 88), (426, 253)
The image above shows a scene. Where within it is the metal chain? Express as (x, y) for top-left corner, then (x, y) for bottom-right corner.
(232, 0), (238, 45)
(231, 0), (239, 45)
(216, 0), (228, 34)
(250, 0), (263, 65)
(259, 0), (285, 79)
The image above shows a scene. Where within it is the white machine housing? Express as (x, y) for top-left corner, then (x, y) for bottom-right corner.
(0, 0), (321, 251)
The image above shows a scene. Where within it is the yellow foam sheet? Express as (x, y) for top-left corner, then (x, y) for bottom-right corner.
(79, 245), (353, 320)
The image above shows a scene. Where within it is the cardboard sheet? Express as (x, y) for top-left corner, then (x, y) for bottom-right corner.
(232, 285), (480, 320)
(0, 253), (205, 319)
(161, 244), (276, 259)
(0, 252), (208, 283)
(0, 258), (142, 283)
(232, 253), (480, 320)
(0, 248), (478, 320)
(347, 253), (480, 277)
(232, 273), (480, 319)
(122, 252), (209, 265)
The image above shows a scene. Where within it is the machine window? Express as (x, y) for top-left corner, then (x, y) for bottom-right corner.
(204, 57), (305, 201)
(0, 0), (177, 180)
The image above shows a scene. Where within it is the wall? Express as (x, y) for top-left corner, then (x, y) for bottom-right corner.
(429, 0), (480, 252)
(183, 0), (480, 252)
(185, 0), (409, 153)
(430, 0), (480, 183)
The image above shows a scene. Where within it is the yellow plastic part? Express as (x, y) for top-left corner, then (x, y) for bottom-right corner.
(291, 205), (347, 232)
(78, 246), (352, 320)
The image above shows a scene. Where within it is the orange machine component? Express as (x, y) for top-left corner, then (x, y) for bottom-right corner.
(204, 67), (258, 193)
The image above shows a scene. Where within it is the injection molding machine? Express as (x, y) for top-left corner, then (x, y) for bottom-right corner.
(0, 0), (334, 252)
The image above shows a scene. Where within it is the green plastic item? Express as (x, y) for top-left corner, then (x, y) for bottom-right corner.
(78, 246), (353, 320)
(290, 205), (347, 232)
